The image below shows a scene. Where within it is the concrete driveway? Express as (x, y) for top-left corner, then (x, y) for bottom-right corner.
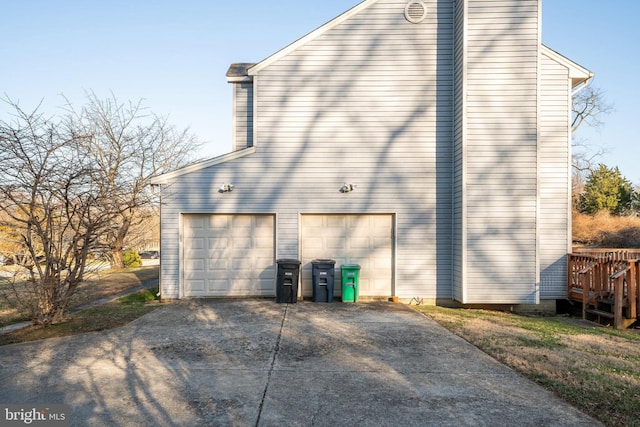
(0, 300), (601, 426)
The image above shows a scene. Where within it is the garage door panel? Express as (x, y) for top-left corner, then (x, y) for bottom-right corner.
(187, 237), (205, 250)
(301, 214), (393, 297)
(186, 280), (205, 293)
(327, 216), (347, 228)
(254, 215), (274, 228)
(183, 214), (275, 297)
(208, 279), (229, 292)
(373, 215), (392, 228)
(208, 238), (228, 249)
(255, 257), (275, 270)
(303, 237), (323, 250)
(350, 237), (371, 249)
(327, 238), (346, 249)
(231, 215), (252, 226)
(371, 278), (390, 294)
(230, 237), (251, 249)
(190, 217), (206, 228)
(257, 279), (275, 291)
(255, 237), (275, 249)
(349, 258), (370, 269)
(208, 215), (228, 228)
(373, 237), (392, 248)
(349, 219), (370, 230)
(187, 259), (205, 272)
(208, 259), (227, 270)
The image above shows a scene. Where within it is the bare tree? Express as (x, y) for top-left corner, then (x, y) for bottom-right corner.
(0, 99), (111, 325)
(64, 93), (200, 269)
(571, 84), (614, 207)
(572, 85), (613, 133)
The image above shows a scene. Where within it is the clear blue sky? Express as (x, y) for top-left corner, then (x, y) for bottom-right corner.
(1, 1), (638, 183)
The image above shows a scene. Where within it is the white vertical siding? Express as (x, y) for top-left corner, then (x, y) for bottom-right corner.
(539, 54), (571, 299)
(456, 0), (540, 304)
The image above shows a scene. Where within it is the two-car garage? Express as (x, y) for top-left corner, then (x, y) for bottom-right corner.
(182, 213), (394, 299)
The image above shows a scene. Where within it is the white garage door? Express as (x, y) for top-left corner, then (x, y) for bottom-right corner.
(183, 214), (275, 297)
(301, 214), (394, 297)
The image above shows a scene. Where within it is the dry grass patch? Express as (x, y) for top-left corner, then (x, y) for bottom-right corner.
(573, 211), (640, 248)
(0, 287), (161, 346)
(0, 265), (159, 326)
(412, 305), (640, 427)
(68, 265), (159, 308)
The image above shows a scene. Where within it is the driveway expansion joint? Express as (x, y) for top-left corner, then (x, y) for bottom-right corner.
(255, 302), (288, 426)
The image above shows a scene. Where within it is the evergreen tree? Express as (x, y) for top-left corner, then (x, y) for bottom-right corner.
(579, 164), (635, 215)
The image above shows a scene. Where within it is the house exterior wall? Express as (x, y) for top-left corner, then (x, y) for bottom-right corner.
(155, 0), (582, 304)
(158, 0), (455, 300)
(252, 0), (454, 299)
(453, 0), (541, 304)
(539, 53), (572, 299)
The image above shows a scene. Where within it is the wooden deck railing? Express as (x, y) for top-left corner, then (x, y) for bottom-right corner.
(568, 250), (640, 329)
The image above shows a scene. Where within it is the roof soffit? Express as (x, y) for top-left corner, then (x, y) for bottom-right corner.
(541, 45), (593, 88)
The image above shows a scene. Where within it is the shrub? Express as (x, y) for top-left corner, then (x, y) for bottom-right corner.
(122, 249), (142, 267)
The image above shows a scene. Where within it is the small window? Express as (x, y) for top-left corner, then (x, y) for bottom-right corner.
(404, 1), (427, 24)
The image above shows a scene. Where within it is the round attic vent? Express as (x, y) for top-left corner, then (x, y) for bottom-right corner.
(404, 1), (427, 23)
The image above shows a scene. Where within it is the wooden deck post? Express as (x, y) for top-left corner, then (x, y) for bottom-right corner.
(629, 261), (637, 320)
(579, 268), (589, 320)
(636, 260), (640, 321)
(613, 274), (623, 329)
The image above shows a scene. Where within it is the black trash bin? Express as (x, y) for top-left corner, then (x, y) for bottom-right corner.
(311, 259), (336, 303)
(276, 259), (301, 303)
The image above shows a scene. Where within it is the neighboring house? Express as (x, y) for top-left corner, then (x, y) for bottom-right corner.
(151, 0), (592, 309)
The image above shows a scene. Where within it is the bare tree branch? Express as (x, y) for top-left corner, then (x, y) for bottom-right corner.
(63, 92), (201, 268)
(0, 97), (112, 325)
(572, 85), (614, 133)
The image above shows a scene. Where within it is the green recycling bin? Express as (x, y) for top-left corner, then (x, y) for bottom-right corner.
(341, 264), (361, 302)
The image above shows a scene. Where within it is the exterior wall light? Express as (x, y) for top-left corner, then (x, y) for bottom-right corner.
(218, 183), (234, 193)
(340, 183), (357, 193)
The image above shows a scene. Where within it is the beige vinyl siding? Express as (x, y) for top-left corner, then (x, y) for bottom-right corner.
(539, 54), (571, 299)
(456, 0), (540, 304)
(232, 82), (253, 151)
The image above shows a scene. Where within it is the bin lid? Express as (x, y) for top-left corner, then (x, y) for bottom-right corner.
(277, 259), (301, 264)
(311, 259), (336, 265)
(341, 264), (361, 270)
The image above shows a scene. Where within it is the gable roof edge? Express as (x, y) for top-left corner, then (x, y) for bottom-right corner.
(248, 0), (377, 75)
(150, 146), (256, 185)
(541, 45), (593, 88)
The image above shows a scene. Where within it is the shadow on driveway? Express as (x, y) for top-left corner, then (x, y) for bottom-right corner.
(0, 300), (601, 426)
